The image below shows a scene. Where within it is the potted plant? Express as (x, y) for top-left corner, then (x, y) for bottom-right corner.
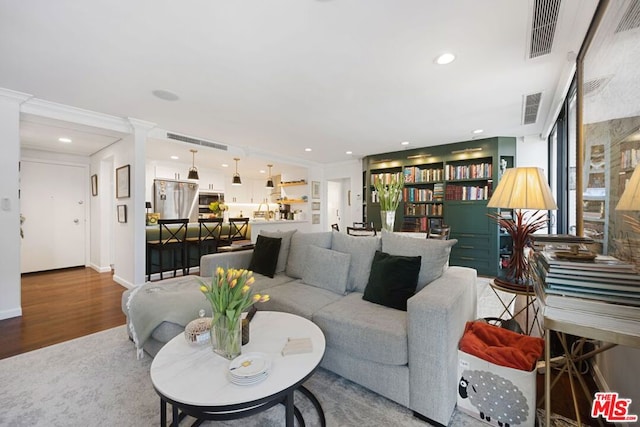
(373, 173), (405, 232)
(208, 201), (228, 218)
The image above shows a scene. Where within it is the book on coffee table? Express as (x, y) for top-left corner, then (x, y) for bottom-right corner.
(281, 337), (313, 356)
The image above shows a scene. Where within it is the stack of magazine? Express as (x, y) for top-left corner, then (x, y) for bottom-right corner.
(533, 250), (640, 320)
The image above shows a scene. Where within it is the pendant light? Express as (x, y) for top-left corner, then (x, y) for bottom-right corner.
(265, 164), (275, 189)
(232, 157), (242, 186)
(187, 149), (199, 180)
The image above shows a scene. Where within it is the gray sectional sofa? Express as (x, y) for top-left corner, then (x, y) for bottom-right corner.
(122, 230), (477, 426)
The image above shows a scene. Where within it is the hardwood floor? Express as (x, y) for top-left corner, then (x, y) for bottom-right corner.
(0, 267), (126, 360)
(0, 267), (606, 424)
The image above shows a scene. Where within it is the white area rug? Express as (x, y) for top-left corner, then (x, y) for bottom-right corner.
(0, 277), (523, 427)
(0, 325), (485, 427)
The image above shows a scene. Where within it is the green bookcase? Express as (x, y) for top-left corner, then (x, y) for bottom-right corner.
(363, 137), (516, 276)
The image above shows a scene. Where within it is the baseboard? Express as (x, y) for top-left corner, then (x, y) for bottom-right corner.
(112, 275), (134, 289)
(88, 263), (111, 273)
(0, 307), (22, 320)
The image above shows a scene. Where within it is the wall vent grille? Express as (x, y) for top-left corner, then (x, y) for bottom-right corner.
(166, 132), (228, 151)
(615, 0), (640, 33)
(529, 0), (561, 58)
(523, 92), (542, 125)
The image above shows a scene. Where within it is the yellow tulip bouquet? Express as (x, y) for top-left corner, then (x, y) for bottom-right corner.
(200, 267), (269, 358)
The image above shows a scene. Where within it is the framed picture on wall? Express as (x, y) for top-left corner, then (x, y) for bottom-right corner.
(116, 165), (130, 199)
(312, 202), (320, 211)
(312, 181), (320, 199)
(312, 213), (320, 224)
(91, 174), (98, 196)
(117, 204), (127, 223)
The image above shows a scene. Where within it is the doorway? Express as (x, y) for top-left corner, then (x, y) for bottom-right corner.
(327, 178), (351, 231)
(20, 160), (88, 273)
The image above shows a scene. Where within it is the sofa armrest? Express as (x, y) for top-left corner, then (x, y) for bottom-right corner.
(200, 251), (253, 277)
(407, 266), (477, 425)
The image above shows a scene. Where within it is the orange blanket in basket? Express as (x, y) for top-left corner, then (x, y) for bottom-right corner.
(459, 321), (544, 371)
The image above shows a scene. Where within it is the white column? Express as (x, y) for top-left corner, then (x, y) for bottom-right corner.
(129, 118), (155, 286)
(0, 89), (32, 320)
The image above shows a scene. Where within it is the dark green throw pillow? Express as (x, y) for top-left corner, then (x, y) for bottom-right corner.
(363, 250), (422, 311)
(248, 235), (282, 278)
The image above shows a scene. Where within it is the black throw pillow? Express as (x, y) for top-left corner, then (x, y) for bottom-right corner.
(248, 235), (282, 278)
(363, 250), (422, 311)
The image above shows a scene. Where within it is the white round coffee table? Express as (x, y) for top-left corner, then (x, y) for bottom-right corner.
(150, 311), (326, 427)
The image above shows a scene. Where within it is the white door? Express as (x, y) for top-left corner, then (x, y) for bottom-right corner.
(20, 161), (87, 273)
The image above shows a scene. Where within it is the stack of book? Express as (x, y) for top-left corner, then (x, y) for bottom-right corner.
(533, 250), (640, 320)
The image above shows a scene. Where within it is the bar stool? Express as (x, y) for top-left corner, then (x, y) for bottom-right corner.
(227, 217), (250, 242)
(186, 218), (223, 270)
(146, 218), (189, 281)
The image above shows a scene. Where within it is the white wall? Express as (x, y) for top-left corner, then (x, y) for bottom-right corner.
(517, 135), (548, 172)
(0, 93), (24, 320)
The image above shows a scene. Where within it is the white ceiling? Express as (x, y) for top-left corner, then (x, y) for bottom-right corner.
(2, 0), (598, 169)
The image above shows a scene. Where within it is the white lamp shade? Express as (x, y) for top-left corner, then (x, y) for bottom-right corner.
(487, 167), (558, 210)
(616, 165), (640, 211)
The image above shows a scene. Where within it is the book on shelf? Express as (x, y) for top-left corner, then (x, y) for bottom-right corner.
(545, 283), (640, 300)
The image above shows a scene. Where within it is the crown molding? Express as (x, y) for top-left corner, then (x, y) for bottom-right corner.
(0, 87), (33, 104)
(20, 97), (131, 134)
(128, 117), (157, 132)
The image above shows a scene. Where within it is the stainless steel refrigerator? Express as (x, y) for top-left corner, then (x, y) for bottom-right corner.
(153, 179), (199, 222)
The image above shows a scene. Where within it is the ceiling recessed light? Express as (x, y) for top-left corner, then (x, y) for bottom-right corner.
(305, 148), (312, 152)
(435, 53), (456, 65)
(152, 89), (180, 101)
(221, 163), (229, 168)
(170, 155), (179, 160)
(58, 137), (72, 143)
(259, 169), (266, 174)
(472, 129), (484, 134)
(401, 141), (410, 146)
(346, 151), (353, 155)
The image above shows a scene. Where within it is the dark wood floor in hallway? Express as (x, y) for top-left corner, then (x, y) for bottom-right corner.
(0, 267), (126, 360)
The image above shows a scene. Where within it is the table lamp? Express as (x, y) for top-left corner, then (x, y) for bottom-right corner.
(487, 167), (557, 287)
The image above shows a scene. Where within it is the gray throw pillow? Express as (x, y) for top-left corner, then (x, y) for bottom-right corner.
(302, 245), (351, 295)
(286, 232), (333, 278)
(381, 230), (457, 291)
(331, 231), (381, 293)
(260, 229), (297, 273)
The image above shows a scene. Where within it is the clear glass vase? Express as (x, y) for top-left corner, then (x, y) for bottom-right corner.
(210, 316), (242, 360)
(380, 210), (396, 232)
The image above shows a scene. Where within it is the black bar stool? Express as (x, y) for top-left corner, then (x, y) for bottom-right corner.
(147, 218), (189, 281)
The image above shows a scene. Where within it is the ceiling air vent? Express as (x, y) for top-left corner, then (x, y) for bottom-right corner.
(529, 0), (561, 58)
(522, 92), (542, 125)
(166, 132), (228, 151)
(615, 0), (640, 33)
(583, 75), (613, 97)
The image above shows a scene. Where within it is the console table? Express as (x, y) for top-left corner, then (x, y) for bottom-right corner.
(539, 295), (640, 426)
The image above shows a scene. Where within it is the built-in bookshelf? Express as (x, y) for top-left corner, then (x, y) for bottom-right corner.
(362, 137), (516, 276)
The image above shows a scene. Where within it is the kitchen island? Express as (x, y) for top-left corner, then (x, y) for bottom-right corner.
(248, 219), (310, 243)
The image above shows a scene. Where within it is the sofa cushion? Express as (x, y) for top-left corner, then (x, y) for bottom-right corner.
(249, 235), (282, 278)
(331, 231), (381, 293)
(313, 293), (408, 365)
(381, 231), (457, 291)
(363, 251), (421, 311)
(302, 246), (351, 295)
(259, 229), (297, 273)
(246, 272), (298, 294)
(259, 280), (343, 320)
(286, 232), (333, 278)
